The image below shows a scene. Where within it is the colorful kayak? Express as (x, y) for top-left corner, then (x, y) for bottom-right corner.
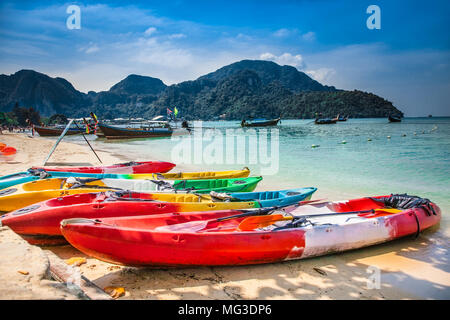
(0, 170), (114, 190)
(1, 187), (316, 245)
(70, 176), (262, 194)
(150, 167), (250, 180)
(31, 161), (176, 174)
(0, 178), (114, 212)
(0, 168), (251, 190)
(0, 176), (264, 211)
(59, 194), (441, 267)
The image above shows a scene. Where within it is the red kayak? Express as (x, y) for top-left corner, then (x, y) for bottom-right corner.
(31, 161), (175, 174)
(1, 146), (17, 155)
(60, 194), (441, 267)
(0, 191), (265, 245)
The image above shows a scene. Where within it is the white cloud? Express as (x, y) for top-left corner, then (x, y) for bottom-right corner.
(273, 28), (291, 37)
(259, 52), (305, 69)
(168, 33), (186, 39)
(144, 27), (157, 36)
(85, 45), (100, 54)
(77, 43), (100, 54)
(305, 68), (335, 82)
(302, 31), (315, 41)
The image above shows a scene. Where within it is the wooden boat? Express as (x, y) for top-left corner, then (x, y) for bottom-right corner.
(59, 194), (441, 267)
(98, 123), (173, 139)
(34, 125), (85, 136)
(315, 118), (337, 125)
(388, 115), (402, 122)
(241, 118), (280, 127)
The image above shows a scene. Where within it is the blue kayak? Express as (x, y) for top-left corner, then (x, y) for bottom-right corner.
(0, 169), (119, 190)
(228, 187), (317, 208)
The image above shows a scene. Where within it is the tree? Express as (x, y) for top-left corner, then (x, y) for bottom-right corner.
(48, 114), (68, 124)
(11, 103), (41, 126)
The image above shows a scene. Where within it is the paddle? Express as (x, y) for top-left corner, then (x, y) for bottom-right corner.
(237, 208), (402, 231)
(155, 199), (331, 233)
(215, 198), (327, 222)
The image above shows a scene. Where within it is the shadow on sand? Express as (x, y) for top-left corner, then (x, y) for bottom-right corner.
(47, 226), (449, 300)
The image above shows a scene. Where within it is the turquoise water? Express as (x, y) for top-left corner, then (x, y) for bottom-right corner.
(80, 118), (449, 217)
(63, 119), (450, 298)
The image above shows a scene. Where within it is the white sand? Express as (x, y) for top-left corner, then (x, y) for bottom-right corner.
(0, 132), (448, 300)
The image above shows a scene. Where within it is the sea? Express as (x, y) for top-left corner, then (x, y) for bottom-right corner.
(43, 117), (450, 297)
(74, 117), (450, 216)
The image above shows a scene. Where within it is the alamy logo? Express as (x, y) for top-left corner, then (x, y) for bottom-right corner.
(66, 5), (81, 30)
(366, 5), (381, 30)
(171, 121), (279, 175)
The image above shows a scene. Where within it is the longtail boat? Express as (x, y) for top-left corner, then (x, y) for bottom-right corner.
(314, 118), (337, 125)
(241, 118), (280, 127)
(98, 123), (173, 139)
(388, 115), (402, 122)
(34, 125), (85, 136)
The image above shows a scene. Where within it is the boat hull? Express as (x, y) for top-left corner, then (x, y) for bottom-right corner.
(388, 116), (402, 122)
(0, 186), (315, 245)
(0, 169), (250, 190)
(315, 119), (337, 124)
(241, 118), (280, 127)
(0, 192), (260, 245)
(98, 123), (173, 139)
(31, 161), (176, 174)
(59, 196), (441, 266)
(149, 168), (251, 180)
(34, 126), (86, 136)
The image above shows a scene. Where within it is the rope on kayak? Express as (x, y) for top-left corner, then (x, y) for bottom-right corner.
(27, 168), (51, 179)
(117, 161), (139, 167)
(62, 177), (124, 191)
(209, 191), (238, 202)
(410, 211), (421, 239)
(149, 180), (175, 192)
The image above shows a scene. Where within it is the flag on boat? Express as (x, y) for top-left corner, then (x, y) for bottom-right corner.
(90, 112), (98, 124)
(174, 107), (179, 117)
(166, 108), (173, 115)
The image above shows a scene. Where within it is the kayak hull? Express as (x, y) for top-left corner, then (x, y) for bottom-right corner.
(149, 168), (250, 180)
(31, 161), (176, 174)
(0, 168), (251, 190)
(0, 186), (315, 245)
(0, 192), (260, 245)
(59, 196), (441, 266)
(0, 171), (115, 190)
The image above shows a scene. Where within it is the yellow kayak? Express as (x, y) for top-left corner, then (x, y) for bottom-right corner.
(0, 177), (260, 212)
(142, 167), (251, 180)
(0, 178), (114, 212)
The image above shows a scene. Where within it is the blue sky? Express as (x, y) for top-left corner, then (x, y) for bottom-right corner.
(0, 0), (449, 116)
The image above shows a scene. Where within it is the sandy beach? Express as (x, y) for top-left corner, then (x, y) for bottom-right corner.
(0, 132), (448, 300)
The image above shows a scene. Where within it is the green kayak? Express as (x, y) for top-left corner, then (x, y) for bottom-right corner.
(172, 176), (263, 193)
(37, 176), (263, 194)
